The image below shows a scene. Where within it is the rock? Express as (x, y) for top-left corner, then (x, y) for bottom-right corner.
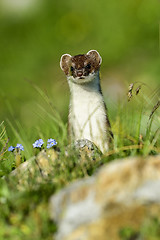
(10, 149), (58, 190)
(50, 155), (160, 240)
(69, 139), (102, 162)
(36, 149), (58, 176)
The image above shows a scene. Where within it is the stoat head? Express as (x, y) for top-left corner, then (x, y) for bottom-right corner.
(60, 50), (102, 84)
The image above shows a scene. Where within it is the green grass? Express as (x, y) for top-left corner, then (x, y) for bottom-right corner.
(0, 85), (159, 240)
(119, 217), (160, 240)
(0, 1), (159, 238)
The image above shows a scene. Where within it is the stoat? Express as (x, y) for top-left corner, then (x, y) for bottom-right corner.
(60, 50), (113, 154)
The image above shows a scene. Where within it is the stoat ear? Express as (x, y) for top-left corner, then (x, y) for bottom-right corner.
(60, 54), (72, 75)
(86, 50), (102, 66)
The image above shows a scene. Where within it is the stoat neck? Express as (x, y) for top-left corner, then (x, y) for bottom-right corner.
(67, 71), (102, 96)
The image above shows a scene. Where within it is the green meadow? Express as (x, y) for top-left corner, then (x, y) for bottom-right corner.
(0, 0), (159, 239)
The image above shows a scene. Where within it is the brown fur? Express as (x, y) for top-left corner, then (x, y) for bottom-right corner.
(60, 50), (102, 77)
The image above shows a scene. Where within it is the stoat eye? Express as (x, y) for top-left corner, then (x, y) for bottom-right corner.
(86, 64), (91, 69)
(70, 66), (74, 72)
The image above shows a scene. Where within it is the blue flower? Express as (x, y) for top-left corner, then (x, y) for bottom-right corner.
(47, 138), (57, 149)
(8, 146), (15, 152)
(15, 144), (24, 151)
(33, 139), (44, 148)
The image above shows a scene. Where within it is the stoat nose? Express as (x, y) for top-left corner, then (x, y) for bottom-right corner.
(77, 71), (83, 77)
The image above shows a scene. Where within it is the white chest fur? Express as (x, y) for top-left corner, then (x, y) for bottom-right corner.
(68, 75), (109, 153)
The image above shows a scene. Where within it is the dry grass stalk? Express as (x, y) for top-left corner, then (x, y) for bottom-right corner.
(0, 138), (9, 157)
(135, 85), (141, 95)
(127, 83), (134, 101)
(149, 100), (160, 119)
(127, 83), (143, 101)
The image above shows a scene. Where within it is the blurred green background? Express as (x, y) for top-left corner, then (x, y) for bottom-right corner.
(0, 0), (159, 139)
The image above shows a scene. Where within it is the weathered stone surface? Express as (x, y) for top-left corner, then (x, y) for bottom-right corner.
(69, 139), (102, 162)
(50, 155), (160, 240)
(10, 149), (58, 190)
